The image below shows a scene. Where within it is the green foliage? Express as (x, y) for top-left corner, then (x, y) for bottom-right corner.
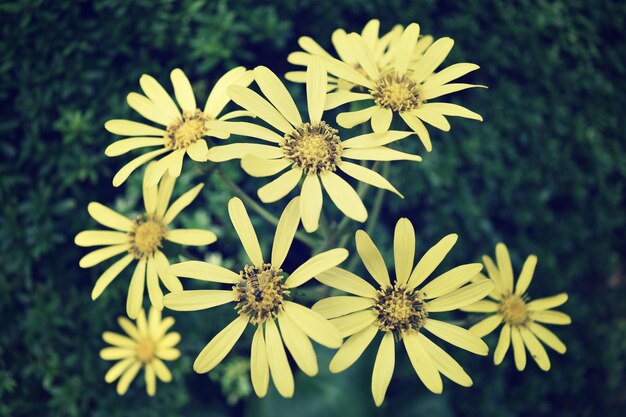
(0, 0), (624, 416)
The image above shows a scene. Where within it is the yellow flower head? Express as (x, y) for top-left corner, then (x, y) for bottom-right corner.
(100, 307), (181, 396)
(104, 67), (253, 187)
(163, 197), (347, 398)
(75, 164), (217, 318)
(317, 23), (485, 151)
(285, 20), (433, 92)
(463, 243), (570, 371)
(207, 60), (422, 233)
(312, 218), (493, 406)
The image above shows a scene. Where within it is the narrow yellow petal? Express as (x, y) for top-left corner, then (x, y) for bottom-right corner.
(394, 23), (420, 74)
(208, 143), (283, 162)
(495, 243), (514, 293)
(228, 85), (293, 134)
(417, 333), (472, 387)
(422, 63), (480, 88)
(170, 68), (196, 112)
(116, 362), (142, 395)
(468, 314), (502, 338)
(300, 174), (322, 233)
(187, 139), (209, 162)
(460, 299), (499, 313)
(75, 230), (128, 247)
(255, 66), (302, 126)
(163, 183), (204, 225)
(423, 83), (486, 100)
(126, 258), (147, 319)
(282, 301), (342, 348)
(526, 293), (568, 311)
(271, 197), (300, 268)
(285, 248), (349, 288)
(154, 251), (183, 293)
(394, 218), (415, 286)
(139, 74), (181, 120)
(529, 310), (571, 325)
(146, 256), (163, 310)
(194, 315), (249, 373)
(278, 313), (318, 376)
(399, 112), (432, 152)
(325, 91), (372, 110)
(342, 147), (422, 162)
(411, 108), (451, 131)
(320, 172), (368, 222)
(79, 244), (128, 269)
(315, 267), (378, 298)
(312, 296), (375, 319)
(166, 229), (217, 246)
(494, 323), (511, 365)
(403, 332), (443, 394)
(91, 254), (133, 300)
(306, 57), (327, 123)
(105, 357), (134, 383)
(163, 290), (234, 311)
(251, 326), (270, 397)
(127, 92), (174, 126)
(423, 319), (488, 355)
(421, 263), (484, 299)
(210, 120), (283, 143)
(355, 230), (390, 288)
(257, 168), (302, 203)
(511, 326), (527, 371)
(112, 148), (169, 187)
(420, 103), (483, 122)
(341, 131), (413, 149)
(336, 106), (377, 129)
(105, 137), (165, 157)
(145, 364), (156, 396)
(411, 37), (454, 83)
(87, 202), (133, 232)
(151, 358), (173, 382)
(520, 326), (551, 371)
(264, 319), (294, 398)
(528, 322), (566, 354)
(168, 261), (240, 284)
(242, 155), (290, 178)
(338, 161), (402, 197)
(427, 280), (494, 312)
(330, 310), (377, 338)
(205, 67), (251, 117)
(100, 347), (134, 361)
(228, 197), (264, 266)
(103, 332), (136, 349)
(371, 332), (395, 407)
(105, 119), (165, 137)
(329, 325), (378, 373)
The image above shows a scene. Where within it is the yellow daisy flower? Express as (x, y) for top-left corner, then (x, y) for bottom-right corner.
(75, 164), (217, 318)
(462, 243), (570, 371)
(312, 219), (493, 406)
(286, 19), (433, 92)
(207, 59), (421, 233)
(100, 307), (181, 396)
(104, 67), (253, 187)
(163, 197), (346, 398)
(321, 23), (485, 151)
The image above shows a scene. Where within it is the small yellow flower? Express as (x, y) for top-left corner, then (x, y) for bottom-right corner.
(319, 23), (485, 151)
(100, 307), (181, 396)
(75, 164), (217, 318)
(462, 243), (570, 371)
(104, 67), (253, 187)
(286, 19), (433, 92)
(312, 218), (493, 406)
(163, 197), (346, 398)
(207, 60), (421, 233)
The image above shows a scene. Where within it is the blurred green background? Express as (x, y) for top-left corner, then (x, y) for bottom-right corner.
(1, 0), (625, 416)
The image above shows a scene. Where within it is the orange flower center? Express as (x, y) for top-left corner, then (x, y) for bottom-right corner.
(165, 109), (208, 149)
(128, 217), (167, 258)
(370, 72), (424, 112)
(234, 264), (289, 325)
(499, 294), (528, 325)
(281, 121), (343, 174)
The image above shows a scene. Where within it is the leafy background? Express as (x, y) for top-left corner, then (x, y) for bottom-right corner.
(1, 0), (624, 416)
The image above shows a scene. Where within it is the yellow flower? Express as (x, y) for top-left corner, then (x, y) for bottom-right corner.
(163, 197), (346, 398)
(75, 164), (217, 318)
(320, 23), (485, 151)
(100, 307), (181, 396)
(207, 59), (421, 233)
(462, 243), (570, 371)
(312, 218), (493, 406)
(104, 67), (253, 187)
(286, 19), (433, 92)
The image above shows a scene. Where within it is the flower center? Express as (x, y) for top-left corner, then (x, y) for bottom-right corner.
(281, 121), (343, 175)
(128, 217), (167, 258)
(136, 338), (156, 362)
(165, 109), (208, 150)
(234, 264), (289, 325)
(498, 294), (528, 325)
(374, 284), (428, 337)
(370, 72), (424, 112)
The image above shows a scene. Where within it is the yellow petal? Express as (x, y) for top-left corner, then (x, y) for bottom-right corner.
(342, 147), (422, 162)
(103, 331), (136, 349)
(126, 257), (147, 319)
(422, 63), (480, 88)
(146, 256), (163, 310)
(495, 243), (514, 293)
(406, 233), (459, 290)
(210, 120), (283, 143)
(118, 317), (141, 341)
(285, 248), (349, 288)
(528, 322), (566, 354)
(330, 310), (377, 338)
(166, 229), (217, 246)
(399, 112), (432, 152)
(242, 155), (290, 178)
(371, 332), (395, 407)
(127, 92), (174, 126)
(420, 103), (483, 122)
(79, 244), (128, 269)
(257, 168), (302, 203)
(329, 324), (378, 373)
(341, 131), (413, 149)
(116, 362), (142, 395)
(187, 139), (209, 162)
(355, 230), (390, 288)
(271, 197), (300, 268)
(168, 260), (240, 284)
(105, 357), (134, 383)
(417, 333), (472, 387)
(228, 197), (264, 266)
(347, 33), (379, 79)
(151, 358), (173, 382)
(300, 174), (323, 233)
(320, 172), (368, 222)
(527, 293), (568, 311)
(530, 310), (571, 325)
(423, 83), (487, 100)
(494, 323), (511, 365)
(278, 313), (318, 376)
(170, 68), (196, 112)
(482, 255), (504, 297)
(394, 23), (420, 74)
(208, 143), (283, 162)
(166, 148), (185, 178)
(282, 301), (342, 348)
(336, 106), (377, 129)
(325, 91), (372, 110)
(515, 255), (538, 295)
(105, 137), (165, 157)
(154, 250), (183, 292)
(156, 348), (181, 361)
(338, 161), (402, 197)
(194, 315), (249, 373)
(264, 319), (294, 398)
(403, 331), (443, 394)
(323, 56), (374, 89)
(205, 66), (251, 117)
(75, 230), (128, 247)
(163, 290), (234, 311)
(520, 326), (551, 371)
(112, 148), (169, 187)
(423, 319), (488, 355)
(460, 299), (499, 313)
(427, 280), (494, 312)
(163, 183), (204, 225)
(228, 85), (293, 134)
(306, 57), (327, 123)
(312, 296), (375, 319)
(159, 332), (181, 349)
(255, 66), (302, 126)
(468, 314), (502, 338)
(91, 254), (134, 300)
(145, 364), (156, 396)
(87, 202), (133, 232)
(250, 326), (270, 397)
(394, 218), (415, 285)
(315, 267), (378, 298)
(100, 347), (134, 360)
(105, 119), (165, 137)
(411, 37), (454, 83)
(140, 74), (181, 120)
(411, 108), (451, 131)
(511, 326), (527, 371)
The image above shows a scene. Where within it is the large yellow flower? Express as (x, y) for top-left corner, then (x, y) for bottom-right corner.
(163, 197), (346, 398)
(207, 59), (421, 233)
(104, 67), (253, 187)
(75, 164), (217, 318)
(462, 243), (570, 371)
(312, 219), (493, 406)
(100, 307), (180, 396)
(286, 19), (433, 92)
(321, 23), (485, 151)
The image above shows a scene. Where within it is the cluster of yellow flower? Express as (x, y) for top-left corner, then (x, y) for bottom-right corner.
(75, 20), (570, 405)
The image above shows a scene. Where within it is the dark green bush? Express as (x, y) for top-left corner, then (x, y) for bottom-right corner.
(1, 0), (624, 416)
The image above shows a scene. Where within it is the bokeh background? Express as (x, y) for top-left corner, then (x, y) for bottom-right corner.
(1, 0), (625, 416)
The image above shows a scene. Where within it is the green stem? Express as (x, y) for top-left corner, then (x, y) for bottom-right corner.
(216, 167), (320, 249)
